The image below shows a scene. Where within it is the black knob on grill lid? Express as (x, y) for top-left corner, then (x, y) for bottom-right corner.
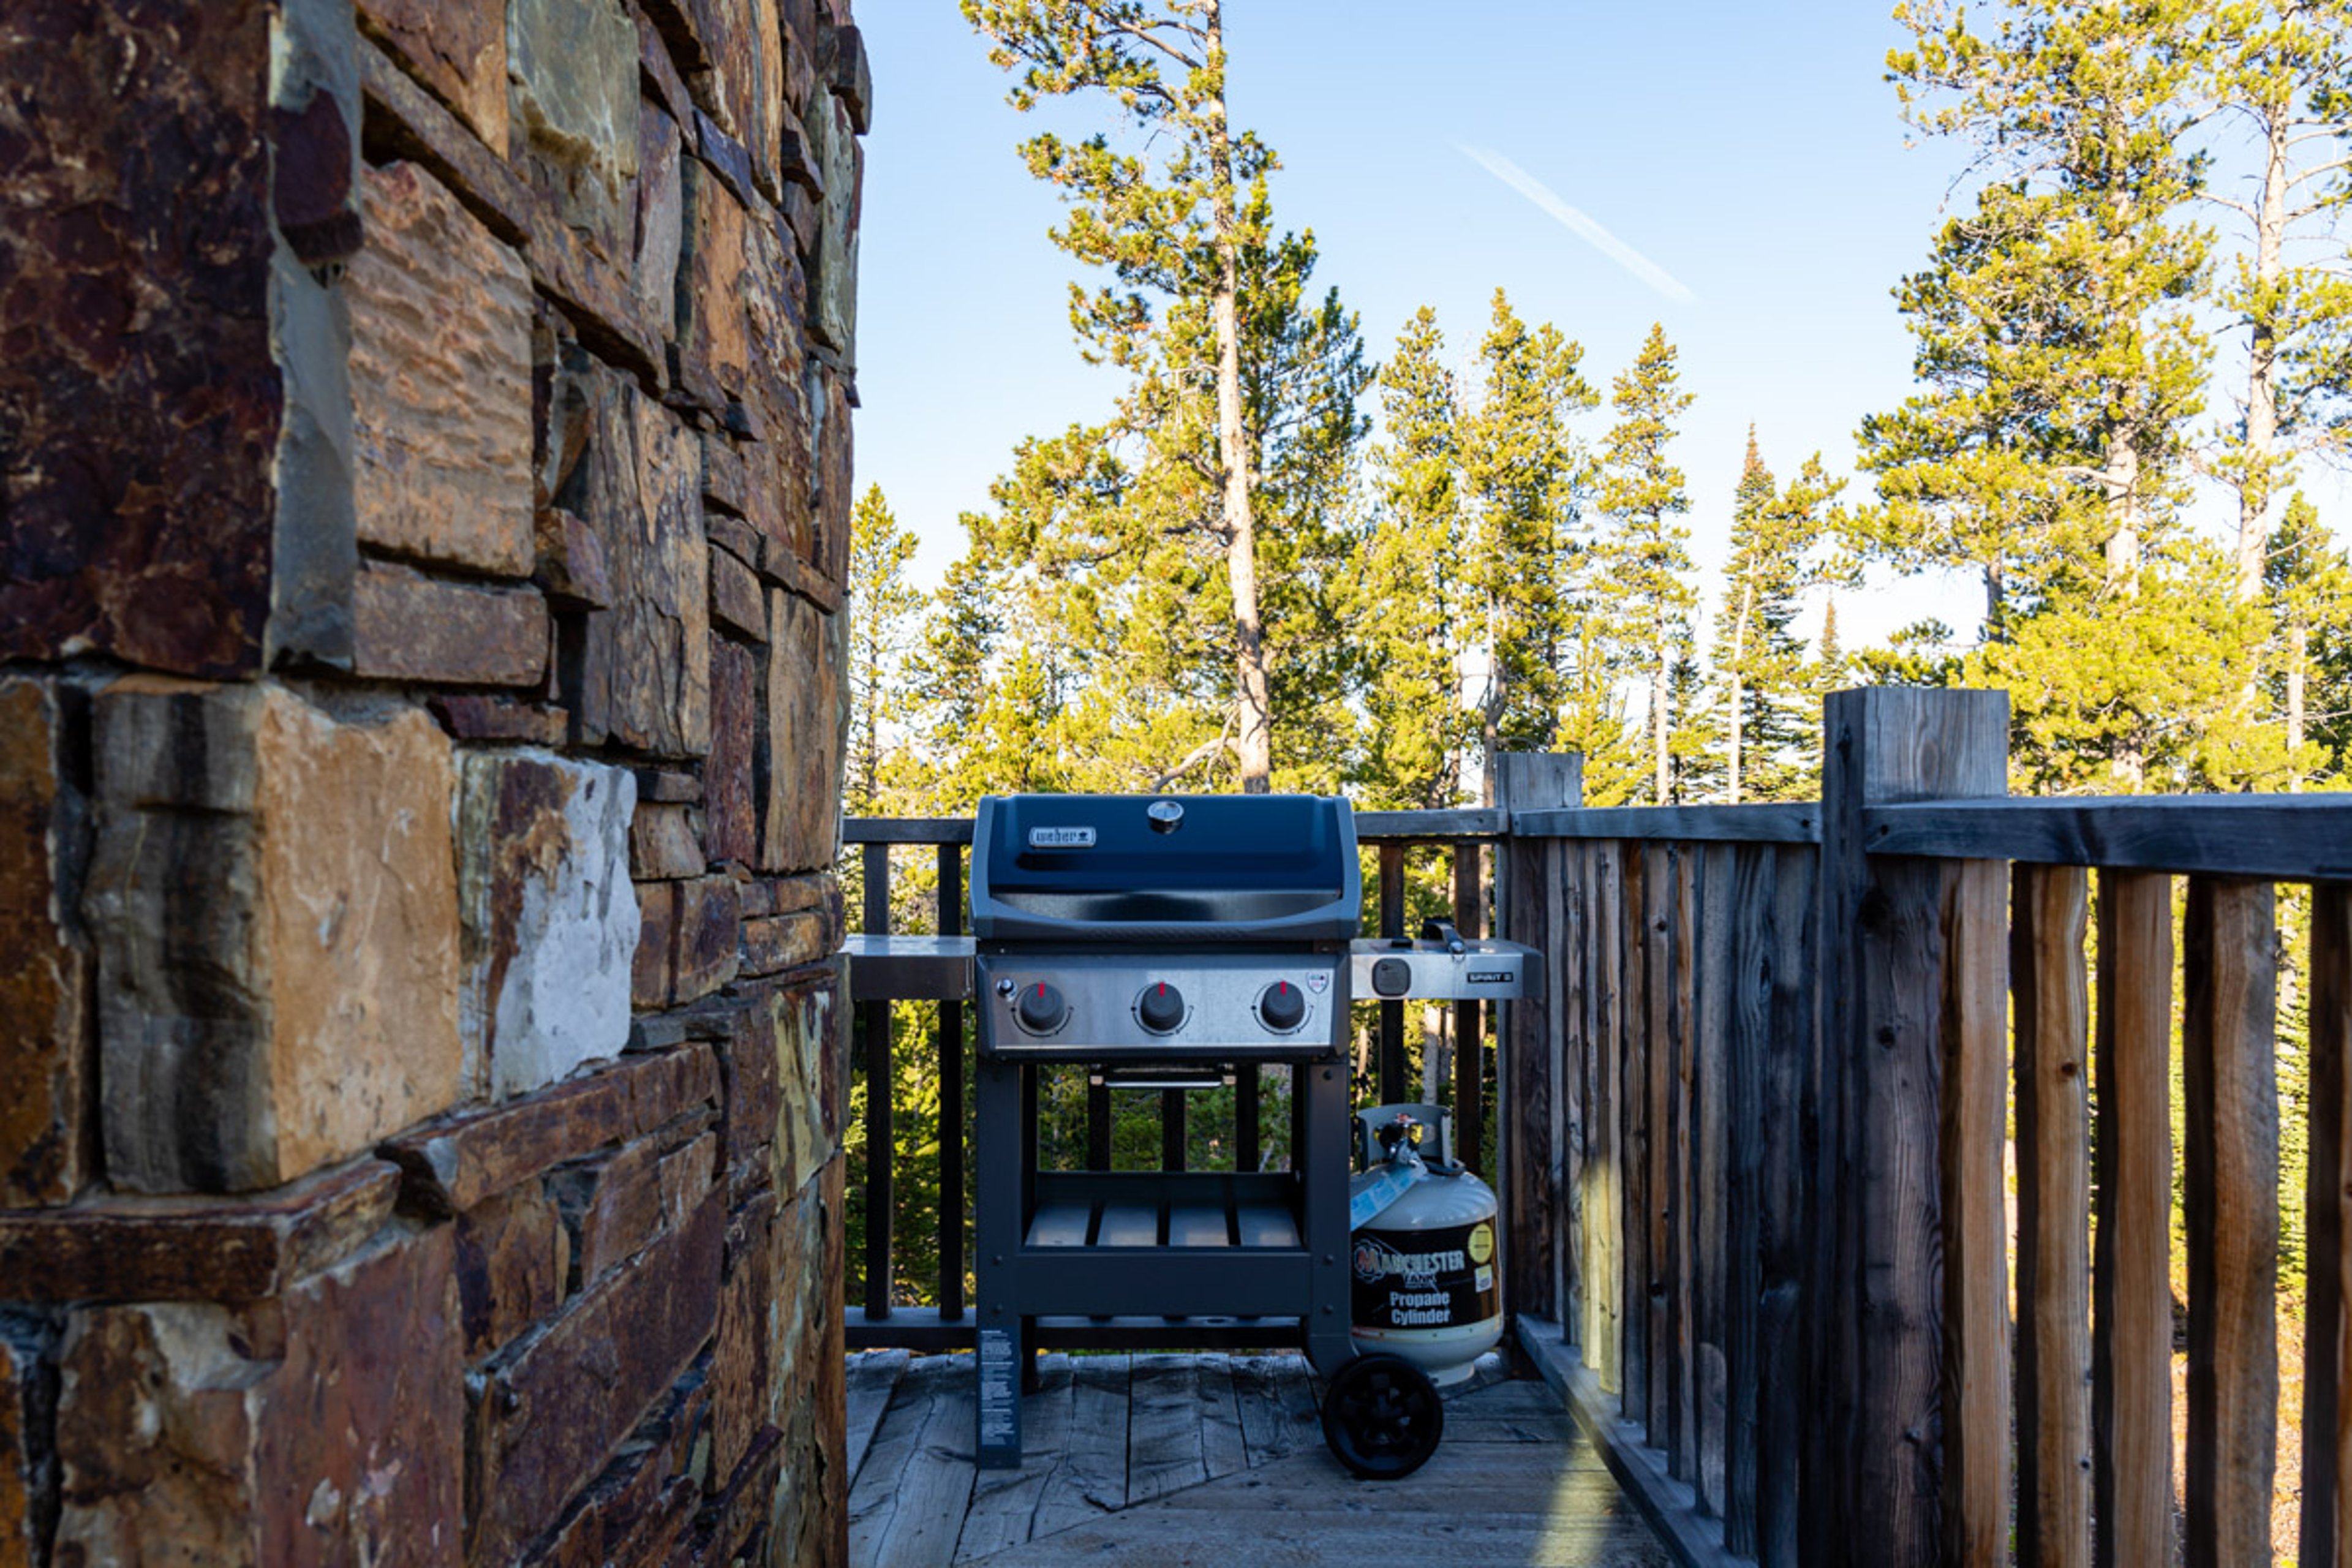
(1016, 982), (1068, 1033)
(1258, 980), (1306, 1031)
(1137, 982), (1185, 1033)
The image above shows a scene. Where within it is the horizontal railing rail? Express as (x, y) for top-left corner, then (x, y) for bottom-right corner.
(1864, 792), (2352, 877)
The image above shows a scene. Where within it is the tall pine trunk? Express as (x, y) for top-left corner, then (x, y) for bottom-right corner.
(1725, 583), (1752, 805)
(1652, 631), (1671, 804)
(2239, 23), (2295, 601)
(2289, 619), (2309, 791)
(1203, 2), (1272, 793)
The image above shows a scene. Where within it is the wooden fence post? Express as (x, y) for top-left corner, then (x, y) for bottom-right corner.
(1497, 751), (1583, 1331)
(1812, 687), (2009, 1568)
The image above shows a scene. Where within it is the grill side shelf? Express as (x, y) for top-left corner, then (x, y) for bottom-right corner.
(1348, 937), (1544, 1001)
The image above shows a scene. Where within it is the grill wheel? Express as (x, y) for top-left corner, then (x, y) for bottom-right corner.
(1321, 1353), (1444, 1480)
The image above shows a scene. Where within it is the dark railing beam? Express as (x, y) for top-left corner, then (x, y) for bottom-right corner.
(861, 842), (894, 1321)
(1864, 794), (2352, 878)
(1378, 842), (1406, 1106)
(1451, 841), (1484, 1176)
(937, 842), (965, 1322)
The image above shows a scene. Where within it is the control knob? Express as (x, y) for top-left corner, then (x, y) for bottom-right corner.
(1257, 979), (1307, 1032)
(1015, 981), (1068, 1034)
(1137, 981), (1185, 1033)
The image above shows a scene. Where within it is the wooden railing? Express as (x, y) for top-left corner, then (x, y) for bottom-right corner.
(1502, 687), (2352, 1568)
(840, 807), (1503, 1349)
(835, 693), (2351, 1566)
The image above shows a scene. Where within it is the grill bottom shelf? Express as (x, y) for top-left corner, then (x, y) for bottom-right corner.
(1027, 1196), (1300, 1250)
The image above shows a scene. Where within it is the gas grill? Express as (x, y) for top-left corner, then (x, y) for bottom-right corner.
(959, 792), (1539, 1468)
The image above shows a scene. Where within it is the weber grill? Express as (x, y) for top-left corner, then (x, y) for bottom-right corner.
(965, 792), (1538, 1471)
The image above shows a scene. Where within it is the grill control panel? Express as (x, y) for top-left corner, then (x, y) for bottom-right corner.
(976, 951), (1344, 1062)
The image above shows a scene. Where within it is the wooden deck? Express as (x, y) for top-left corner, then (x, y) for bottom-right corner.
(846, 1351), (1675, 1567)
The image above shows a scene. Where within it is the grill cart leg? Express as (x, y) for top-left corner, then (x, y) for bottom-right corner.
(975, 1055), (1025, 1468)
(1300, 1058), (1358, 1378)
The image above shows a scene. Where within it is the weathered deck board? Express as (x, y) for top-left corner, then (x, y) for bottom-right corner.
(846, 1349), (911, 1485)
(848, 1353), (1665, 1568)
(850, 1357), (979, 1568)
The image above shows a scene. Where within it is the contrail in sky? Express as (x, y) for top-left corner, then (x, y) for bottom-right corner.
(1458, 145), (1695, 304)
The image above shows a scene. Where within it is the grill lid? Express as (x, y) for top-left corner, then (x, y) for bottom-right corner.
(970, 793), (1362, 943)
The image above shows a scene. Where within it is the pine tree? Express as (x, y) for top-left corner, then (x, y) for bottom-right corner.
(964, 0), (1285, 790)
(846, 486), (922, 814)
(1596, 323), (1698, 805)
(1459, 290), (1605, 803)
(2196, 1), (2352, 598)
(2266, 492), (2352, 785)
(1865, 0), (2212, 633)
(1358, 306), (1474, 809)
(1710, 434), (1851, 801)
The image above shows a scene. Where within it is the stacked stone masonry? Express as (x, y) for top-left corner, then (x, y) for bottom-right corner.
(0, 0), (863, 1562)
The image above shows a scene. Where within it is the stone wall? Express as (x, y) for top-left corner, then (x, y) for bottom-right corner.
(0, 0), (864, 1561)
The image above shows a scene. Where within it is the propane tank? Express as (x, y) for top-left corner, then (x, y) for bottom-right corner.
(1346, 1114), (1502, 1385)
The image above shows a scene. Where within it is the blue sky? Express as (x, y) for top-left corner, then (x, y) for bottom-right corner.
(847, 3), (2018, 649)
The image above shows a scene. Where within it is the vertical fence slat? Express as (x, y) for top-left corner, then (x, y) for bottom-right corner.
(2306, 883), (2352, 1567)
(1593, 839), (1624, 1395)
(1667, 845), (1697, 1483)
(1560, 839), (1588, 1344)
(1160, 1088), (1185, 1173)
(938, 843), (966, 1321)
(2094, 869), (2177, 1568)
(1940, 856), (2011, 1568)
(2015, 864), (2091, 1568)
(1453, 842), (1485, 1177)
(1721, 843), (1764, 1556)
(1379, 842), (1406, 1106)
(1496, 753), (1579, 1326)
(1695, 843), (1732, 1521)
(1623, 841), (1653, 1430)
(1814, 687), (2010, 1567)
(862, 842), (893, 1320)
(1085, 1077), (1110, 1171)
(1646, 843), (1673, 1443)
(2184, 876), (2280, 1568)
(1756, 842), (1813, 1568)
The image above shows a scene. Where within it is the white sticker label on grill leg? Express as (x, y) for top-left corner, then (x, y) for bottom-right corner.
(1028, 827), (1097, 848)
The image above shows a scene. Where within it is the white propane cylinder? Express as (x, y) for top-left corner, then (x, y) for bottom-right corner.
(1347, 1137), (1502, 1385)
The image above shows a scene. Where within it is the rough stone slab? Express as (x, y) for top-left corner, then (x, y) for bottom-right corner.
(381, 1046), (715, 1217)
(741, 212), (815, 567)
(632, 802), (707, 880)
(707, 514), (761, 576)
(688, 0), (784, 199)
(712, 989), (780, 1180)
(803, 92), (859, 364)
(428, 693), (571, 746)
(459, 752), (640, 1101)
(638, 101), (685, 338)
(758, 588), (845, 873)
(0, 1160), (400, 1306)
(709, 1190), (778, 1488)
(742, 872), (830, 921)
(524, 1357), (710, 1568)
(535, 507), (614, 609)
(813, 363), (854, 586)
(676, 1422), (781, 1567)
(360, 31), (533, 247)
(454, 1177), (567, 1363)
(695, 108), (760, 211)
(507, 0), (639, 200)
(741, 911), (826, 979)
(0, 2), (281, 679)
(782, 181), (820, 260)
(636, 0), (711, 78)
(760, 538), (845, 615)
(673, 873), (744, 1005)
(353, 560), (550, 687)
(710, 544), (767, 642)
(473, 1189), (725, 1565)
(679, 159), (752, 398)
(532, 199), (668, 386)
(770, 967), (840, 1196)
(706, 639), (760, 868)
(637, 769), (703, 805)
(702, 433), (753, 519)
(52, 1223), (464, 1566)
(349, 161), (535, 577)
(555, 364), (710, 758)
(552, 1129), (718, 1287)
(766, 1155), (844, 1568)
(357, 0), (508, 148)
(88, 680), (464, 1194)
(0, 677), (92, 1207)
(637, 9), (695, 124)
(0, 1311), (60, 1568)
(635, 881), (679, 1008)
(820, 21), (870, 133)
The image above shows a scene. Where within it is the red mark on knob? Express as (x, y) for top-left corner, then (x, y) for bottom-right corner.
(1035, 982), (1044, 998)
